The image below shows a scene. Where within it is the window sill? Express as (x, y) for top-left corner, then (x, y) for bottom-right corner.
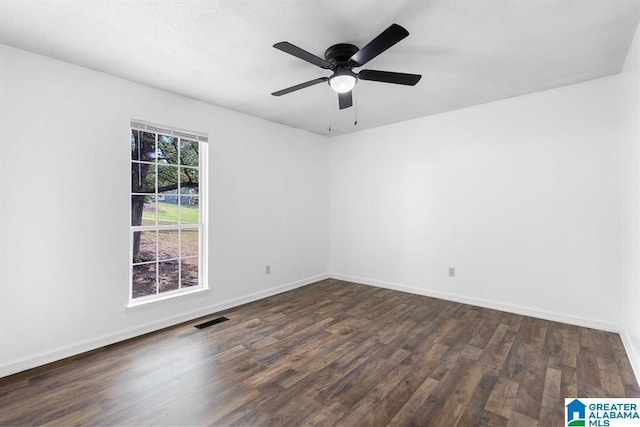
(126, 287), (210, 314)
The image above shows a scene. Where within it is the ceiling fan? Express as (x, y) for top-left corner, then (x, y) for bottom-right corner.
(271, 23), (422, 110)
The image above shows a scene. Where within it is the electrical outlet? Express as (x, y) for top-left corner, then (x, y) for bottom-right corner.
(448, 267), (456, 277)
(265, 265), (271, 275)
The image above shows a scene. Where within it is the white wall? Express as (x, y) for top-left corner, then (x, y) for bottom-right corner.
(0, 44), (329, 377)
(619, 24), (640, 380)
(329, 77), (622, 331)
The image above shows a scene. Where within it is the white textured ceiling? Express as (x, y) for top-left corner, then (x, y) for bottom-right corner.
(1, 0), (639, 136)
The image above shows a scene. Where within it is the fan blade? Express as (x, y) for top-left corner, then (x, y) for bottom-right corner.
(273, 42), (333, 69)
(358, 69), (421, 86)
(271, 77), (329, 96)
(349, 24), (409, 67)
(338, 91), (353, 109)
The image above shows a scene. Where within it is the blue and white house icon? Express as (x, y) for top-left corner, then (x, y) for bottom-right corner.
(566, 399), (586, 423)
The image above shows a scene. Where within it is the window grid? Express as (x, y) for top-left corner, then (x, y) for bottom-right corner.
(130, 127), (204, 302)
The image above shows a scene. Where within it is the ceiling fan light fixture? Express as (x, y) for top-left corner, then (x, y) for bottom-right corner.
(329, 74), (357, 93)
(272, 24), (421, 109)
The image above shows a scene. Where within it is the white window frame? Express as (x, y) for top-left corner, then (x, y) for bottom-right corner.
(128, 120), (208, 310)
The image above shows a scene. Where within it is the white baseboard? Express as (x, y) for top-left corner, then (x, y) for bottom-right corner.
(0, 273), (328, 378)
(620, 331), (640, 385)
(329, 273), (622, 333)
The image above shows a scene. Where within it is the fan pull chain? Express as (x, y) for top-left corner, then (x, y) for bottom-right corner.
(354, 86), (358, 126)
(328, 85), (333, 133)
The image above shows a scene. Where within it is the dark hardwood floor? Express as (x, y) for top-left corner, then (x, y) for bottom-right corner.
(1, 279), (638, 426)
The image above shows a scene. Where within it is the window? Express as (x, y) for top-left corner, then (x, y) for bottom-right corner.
(130, 121), (207, 302)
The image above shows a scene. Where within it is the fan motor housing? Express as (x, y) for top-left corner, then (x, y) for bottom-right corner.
(324, 43), (359, 66)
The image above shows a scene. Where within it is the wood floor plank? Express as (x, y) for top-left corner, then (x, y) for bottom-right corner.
(0, 278), (638, 426)
(431, 364), (485, 426)
(457, 372), (501, 425)
(410, 357), (476, 425)
(507, 410), (540, 426)
(538, 366), (562, 427)
(510, 344), (549, 419)
(561, 326), (580, 368)
(597, 356), (626, 396)
(359, 343), (448, 425)
(331, 362), (412, 426)
(477, 410), (510, 427)
(387, 376), (440, 426)
(485, 376), (521, 419)
(561, 364), (579, 401)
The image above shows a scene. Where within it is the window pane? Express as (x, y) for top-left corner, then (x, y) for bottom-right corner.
(131, 195), (156, 226)
(156, 200), (179, 225)
(132, 131), (157, 162)
(158, 260), (179, 293)
(140, 195), (157, 226)
(131, 162), (155, 193)
(180, 199), (199, 224)
(157, 229), (179, 261)
(157, 164), (180, 226)
(157, 135), (178, 164)
(158, 165), (178, 192)
(133, 230), (156, 263)
(131, 129), (139, 156)
(132, 263), (156, 298)
(181, 258), (199, 288)
(180, 168), (198, 195)
(181, 229), (199, 257)
(180, 139), (199, 167)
